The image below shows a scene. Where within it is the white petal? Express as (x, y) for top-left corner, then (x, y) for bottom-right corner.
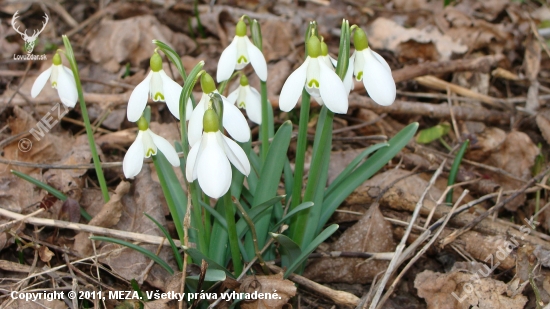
(227, 88), (239, 105)
(123, 132), (145, 178)
(159, 70), (183, 120)
(197, 133), (232, 198)
(219, 132), (250, 176)
(343, 53), (355, 94)
(245, 37), (268, 81)
(186, 138), (202, 181)
(363, 49), (396, 106)
(370, 48), (392, 72)
(217, 37), (239, 82)
(127, 71), (153, 122)
(319, 60), (348, 114)
(279, 58), (309, 112)
(186, 98), (193, 121)
(245, 86), (262, 125)
(187, 95), (207, 146)
(222, 99), (250, 143)
(354, 51), (365, 81)
(150, 130), (180, 167)
(56, 66), (78, 108)
(31, 66), (52, 98)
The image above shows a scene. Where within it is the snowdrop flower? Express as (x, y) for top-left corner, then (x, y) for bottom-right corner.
(279, 35), (348, 114)
(227, 74), (262, 125)
(127, 52), (192, 122)
(344, 28), (396, 106)
(188, 73), (250, 146)
(217, 19), (267, 83)
(186, 108), (250, 198)
(123, 117), (180, 178)
(31, 52), (78, 108)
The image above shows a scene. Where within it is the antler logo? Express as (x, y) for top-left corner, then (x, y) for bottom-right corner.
(11, 10), (49, 54)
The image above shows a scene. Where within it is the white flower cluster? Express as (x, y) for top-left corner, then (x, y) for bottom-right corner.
(30, 20), (395, 199)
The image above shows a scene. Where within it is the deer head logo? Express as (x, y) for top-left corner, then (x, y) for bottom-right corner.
(11, 10), (49, 54)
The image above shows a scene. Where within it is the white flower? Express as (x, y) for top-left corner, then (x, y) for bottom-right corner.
(345, 28), (396, 106)
(279, 36), (348, 114)
(31, 53), (77, 108)
(227, 75), (262, 125)
(186, 110), (250, 198)
(188, 91), (251, 146)
(217, 20), (267, 82)
(127, 53), (192, 122)
(123, 127), (180, 179)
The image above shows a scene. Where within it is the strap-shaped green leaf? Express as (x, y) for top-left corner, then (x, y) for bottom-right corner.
(320, 123), (418, 231)
(284, 224), (338, 278)
(152, 40), (187, 80)
(271, 233), (301, 268)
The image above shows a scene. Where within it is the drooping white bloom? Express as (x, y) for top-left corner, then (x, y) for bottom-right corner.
(344, 28), (396, 106)
(31, 52), (78, 108)
(123, 120), (180, 178)
(227, 75), (262, 125)
(279, 36), (348, 114)
(127, 52), (192, 122)
(188, 73), (250, 146)
(186, 109), (250, 198)
(217, 19), (267, 82)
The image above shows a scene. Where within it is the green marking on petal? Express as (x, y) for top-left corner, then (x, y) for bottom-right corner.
(52, 53), (62, 65)
(238, 101), (246, 108)
(51, 81), (57, 88)
(154, 92), (165, 101)
(146, 148), (157, 157)
(237, 55), (248, 64)
(236, 20), (247, 37)
(150, 53), (163, 72)
(308, 79), (320, 88)
(357, 71), (363, 81)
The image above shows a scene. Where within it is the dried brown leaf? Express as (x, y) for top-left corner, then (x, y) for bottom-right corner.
(238, 273), (296, 309)
(415, 269), (528, 309)
(38, 246), (54, 263)
(303, 204), (396, 284)
(73, 181), (131, 256)
(367, 17), (467, 62)
(86, 15), (195, 72)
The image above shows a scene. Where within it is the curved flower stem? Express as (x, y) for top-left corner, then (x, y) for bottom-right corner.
(223, 191), (243, 276)
(61, 36), (109, 202)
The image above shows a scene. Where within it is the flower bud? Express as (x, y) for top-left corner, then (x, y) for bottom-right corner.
(150, 53), (163, 72)
(239, 74), (249, 86)
(321, 41), (329, 56)
(52, 52), (62, 65)
(201, 73), (217, 94)
(203, 109), (220, 132)
(236, 20), (247, 37)
(137, 116), (149, 131)
(353, 28), (369, 51)
(307, 35), (321, 58)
